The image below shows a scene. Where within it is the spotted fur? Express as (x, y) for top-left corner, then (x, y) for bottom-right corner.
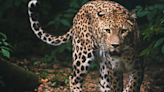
(28, 0), (144, 92)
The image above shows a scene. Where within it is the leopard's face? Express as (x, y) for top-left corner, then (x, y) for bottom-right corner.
(97, 11), (135, 54)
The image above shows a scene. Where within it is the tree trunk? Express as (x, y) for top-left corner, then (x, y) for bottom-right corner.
(0, 58), (38, 92)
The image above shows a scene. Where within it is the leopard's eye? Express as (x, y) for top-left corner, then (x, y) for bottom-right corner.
(105, 29), (110, 33)
(121, 29), (127, 34)
(98, 11), (105, 17)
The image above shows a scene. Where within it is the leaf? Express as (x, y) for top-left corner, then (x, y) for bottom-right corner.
(160, 29), (164, 33)
(162, 45), (164, 54)
(147, 10), (157, 21)
(47, 21), (55, 26)
(1, 48), (10, 58)
(66, 46), (72, 51)
(143, 36), (147, 41)
(64, 78), (69, 84)
(136, 5), (142, 9)
(0, 10), (3, 17)
(137, 11), (149, 17)
(154, 38), (164, 48)
(51, 82), (56, 86)
(54, 18), (60, 29)
(90, 63), (97, 69)
(161, 18), (164, 23)
(148, 6), (154, 10)
(58, 45), (66, 53)
(54, 58), (57, 62)
(157, 4), (163, 10)
(63, 14), (74, 18)
(0, 32), (7, 40)
(66, 9), (78, 13)
(66, 43), (72, 51)
(22, 0), (28, 3)
(155, 14), (162, 24)
(131, 8), (138, 12)
(81, 0), (89, 6)
(0, 80), (5, 87)
(41, 8), (48, 15)
(0, 46), (11, 51)
(33, 62), (39, 66)
(158, 57), (163, 62)
(40, 78), (48, 82)
(3, 0), (14, 7)
(60, 19), (71, 27)
(3, 42), (11, 46)
(140, 48), (150, 56)
(140, 41), (155, 56)
(14, 0), (21, 7)
(71, 0), (80, 8)
(47, 56), (52, 62)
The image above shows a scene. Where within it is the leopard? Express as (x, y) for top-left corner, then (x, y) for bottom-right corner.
(28, 0), (144, 92)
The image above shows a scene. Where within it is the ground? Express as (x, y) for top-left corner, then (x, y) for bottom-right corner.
(13, 56), (164, 92)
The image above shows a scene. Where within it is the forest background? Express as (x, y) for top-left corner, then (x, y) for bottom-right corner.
(0, 0), (164, 91)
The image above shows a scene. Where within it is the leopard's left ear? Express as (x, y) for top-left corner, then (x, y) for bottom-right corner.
(127, 13), (137, 25)
(130, 12), (137, 19)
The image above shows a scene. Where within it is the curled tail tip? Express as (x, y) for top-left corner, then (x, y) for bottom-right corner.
(28, 0), (37, 8)
(28, 0), (40, 21)
(28, 0), (40, 11)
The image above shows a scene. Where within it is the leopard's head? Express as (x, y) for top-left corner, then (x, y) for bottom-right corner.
(97, 11), (140, 55)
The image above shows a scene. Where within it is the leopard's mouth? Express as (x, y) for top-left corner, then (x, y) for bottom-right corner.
(110, 50), (121, 56)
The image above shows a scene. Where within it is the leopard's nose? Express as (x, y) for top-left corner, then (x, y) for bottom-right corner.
(111, 44), (120, 48)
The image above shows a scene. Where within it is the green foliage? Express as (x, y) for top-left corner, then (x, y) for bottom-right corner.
(132, 2), (164, 63)
(51, 82), (57, 86)
(142, 21), (164, 41)
(40, 71), (48, 79)
(0, 32), (12, 58)
(132, 4), (164, 27)
(0, 0), (35, 56)
(41, 43), (72, 64)
(0, 76), (5, 87)
(45, 0), (89, 30)
(154, 37), (164, 48)
(140, 41), (155, 56)
(61, 19), (71, 27)
(63, 76), (69, 84)
(51, 72), (69, 86)
(0, 0), (89, 59)
(90, 62), (98, 69)
(39, 0), (89, 65)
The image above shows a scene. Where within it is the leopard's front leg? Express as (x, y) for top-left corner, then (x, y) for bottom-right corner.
(123, 65), (144, 92)
(69, 44), (95, 92)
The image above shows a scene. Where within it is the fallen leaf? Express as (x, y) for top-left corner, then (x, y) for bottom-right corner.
(36, 72), (40, 75)
(149, 79), (154, 82)
(38, 87), (43, 91)
(41, 78), (48, 82)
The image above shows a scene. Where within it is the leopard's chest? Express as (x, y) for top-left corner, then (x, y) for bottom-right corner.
(108, 52), (137, 73)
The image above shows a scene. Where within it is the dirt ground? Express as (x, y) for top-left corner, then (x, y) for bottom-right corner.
(36, 66), (164, 92)
(14, 57), (164, 92)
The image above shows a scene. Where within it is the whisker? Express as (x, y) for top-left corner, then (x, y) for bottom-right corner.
(93, 44), (109, 51)
(123, 44), (133, 51)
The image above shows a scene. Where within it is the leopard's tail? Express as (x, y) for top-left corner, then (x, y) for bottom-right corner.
(28, 0), (73, 46)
